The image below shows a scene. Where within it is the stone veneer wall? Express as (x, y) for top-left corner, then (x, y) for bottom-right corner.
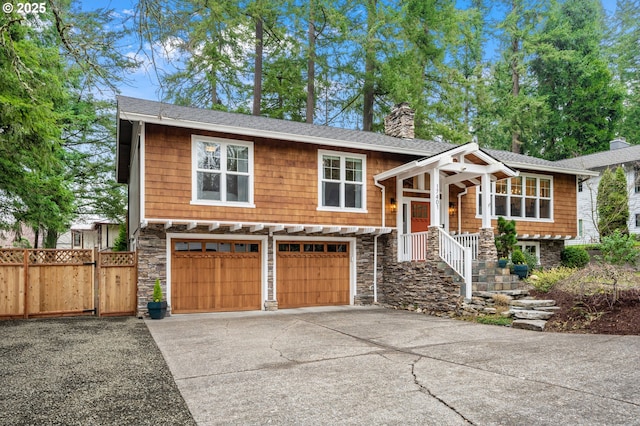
(354, 235), (376, 305)
(539, 240), (564, 268)
(477, 228), (497, 262)
(377, 231), (462, 315)
(136, 225), (168, 317)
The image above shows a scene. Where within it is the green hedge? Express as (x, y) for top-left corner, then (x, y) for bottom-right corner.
(560, 246), (590, 268)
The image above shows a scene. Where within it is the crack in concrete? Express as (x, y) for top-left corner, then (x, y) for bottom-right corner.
(296, 316), (640, 409)
(269, 320), (300, 363)
(409, 356), (475, 425)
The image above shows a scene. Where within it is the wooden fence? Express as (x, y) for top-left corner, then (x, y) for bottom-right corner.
(0, 249), (137, 319)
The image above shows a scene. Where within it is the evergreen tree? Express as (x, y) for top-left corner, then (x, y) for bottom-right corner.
(530, 0), (623, 160)
(597, 166), (629, 237)
(608, 0), (640, 143)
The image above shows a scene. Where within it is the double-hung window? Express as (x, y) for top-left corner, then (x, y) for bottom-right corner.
(478, 174), (552, 220)
(318, 150), (366, 211)
(192, 136), (254, 206)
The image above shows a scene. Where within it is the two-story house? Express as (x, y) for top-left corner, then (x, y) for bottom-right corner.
(557, 138), (640, 245)
(116, 96), (594, 316)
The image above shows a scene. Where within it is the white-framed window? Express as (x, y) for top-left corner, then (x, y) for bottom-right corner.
(318, 150), (366, 212)
(72, 231), (82, 247)
(191, 136), (254, 206)
(477, 174), (553, 221)
(516, 241), (540, 265)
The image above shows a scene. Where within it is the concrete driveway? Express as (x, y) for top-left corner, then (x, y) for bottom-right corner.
(146, 306), (640, 425)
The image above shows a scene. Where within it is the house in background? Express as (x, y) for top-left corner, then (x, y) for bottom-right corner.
(116, 96), (594, 316)
(57, 219), (120, 251)
(557, 138), (640, 245)
(0, 224), (43, 248)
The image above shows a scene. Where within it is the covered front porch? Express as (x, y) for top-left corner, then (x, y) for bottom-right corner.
(374, 143), (518, 299)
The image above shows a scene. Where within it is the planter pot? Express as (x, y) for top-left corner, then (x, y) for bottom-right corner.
(147, 301), (167, 319)
(498, 259), (508, 268)
(513, 264), (529, 279)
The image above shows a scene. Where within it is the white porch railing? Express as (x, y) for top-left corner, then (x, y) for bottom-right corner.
(439, 229), (473, 300)
(452, 233), (479, 260)
(399, 231), (429, 262)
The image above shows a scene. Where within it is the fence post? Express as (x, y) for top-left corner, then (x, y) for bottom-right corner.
(23, 249), (28, 319)
(94, 248), (99, 317)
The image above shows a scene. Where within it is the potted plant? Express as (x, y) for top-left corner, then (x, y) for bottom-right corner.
(147, 278), (167, 319)
(511, 249), (529, 279)
(495, 216), (517, 268)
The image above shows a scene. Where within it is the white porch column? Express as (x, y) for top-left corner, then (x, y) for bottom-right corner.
(481, 173), (492, 229)
(396, 175), (403, 262)
(430, 169), (441, 228)
(442, 182), (450, 231)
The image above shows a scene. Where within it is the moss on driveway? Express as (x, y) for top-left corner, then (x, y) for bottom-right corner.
(0, 317), (195, 426)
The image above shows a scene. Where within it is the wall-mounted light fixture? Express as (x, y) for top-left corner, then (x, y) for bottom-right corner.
(448, 202), (456, 215)
(390, 198), (397, 212)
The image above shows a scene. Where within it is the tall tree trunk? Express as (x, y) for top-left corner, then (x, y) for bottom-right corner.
(33, 226), (39, 249)
(45, 229), (58, 248)
(510, 2), (522, 154)
(306, 0), (315, 124)
(253, 16), (263, 116)
(363, 0), (376, 132)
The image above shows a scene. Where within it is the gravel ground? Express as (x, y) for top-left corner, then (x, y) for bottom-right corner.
(0, 316), (195, 426)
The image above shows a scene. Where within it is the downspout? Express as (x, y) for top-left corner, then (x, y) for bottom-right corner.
(373, 180), (386, 304)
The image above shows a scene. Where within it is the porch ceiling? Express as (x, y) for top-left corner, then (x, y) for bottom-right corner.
(374, 142), (517, 187)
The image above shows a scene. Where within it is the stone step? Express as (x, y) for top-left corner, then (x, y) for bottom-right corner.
(512, 320), (547, 331)
(510, 299), (556, 309)
(510, 309), (554, 320)
(473, 290), (529, 299)
(532, 306), (561, 312)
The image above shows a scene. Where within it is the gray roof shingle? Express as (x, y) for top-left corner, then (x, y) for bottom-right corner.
(555, 144), (640, 170)
(116, 96), (591, 175)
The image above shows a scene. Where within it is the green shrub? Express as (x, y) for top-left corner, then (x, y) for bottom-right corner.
(527, 267), (575, 292)
(113, 224), (128, 251)
(599, 230), (638, 266)
(523, 250), (539, 272)
(561, 246), (590, 268)
(152, 278), (164, 302)
(511, 249), (525, 265)
(495, 217), (517, 259)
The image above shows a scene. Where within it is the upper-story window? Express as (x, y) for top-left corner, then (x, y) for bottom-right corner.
(192, 136), (254, 206)
(318, 150), (366, 212)
(634, 168), (640, 193)
(477, 174), (552, 221)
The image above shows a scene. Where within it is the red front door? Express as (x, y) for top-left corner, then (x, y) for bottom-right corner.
(411, 201), (430, 233)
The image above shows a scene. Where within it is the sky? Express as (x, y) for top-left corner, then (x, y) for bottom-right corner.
(93, 0), (620, 103)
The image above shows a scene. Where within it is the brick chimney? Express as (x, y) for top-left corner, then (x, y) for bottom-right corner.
(384, 102), (415, 139)
(610, 137), (629, 150)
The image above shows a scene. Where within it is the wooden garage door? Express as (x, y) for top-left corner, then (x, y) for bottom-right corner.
(171, 240), (261, 313)
(276, 242), (350, 309)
